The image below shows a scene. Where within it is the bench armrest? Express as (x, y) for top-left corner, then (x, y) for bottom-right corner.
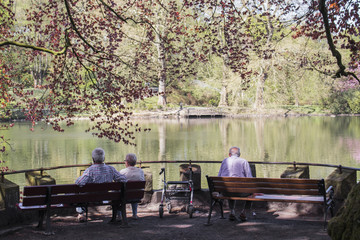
(326, 185), (334, 194)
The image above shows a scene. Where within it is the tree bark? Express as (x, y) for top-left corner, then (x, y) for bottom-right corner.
(218, 59), (229, 107)
(254, 66), (268, 109)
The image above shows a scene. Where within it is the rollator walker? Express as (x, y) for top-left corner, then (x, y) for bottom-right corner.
(158, 165), (194, 218)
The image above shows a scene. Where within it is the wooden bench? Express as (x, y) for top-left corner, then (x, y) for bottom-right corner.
(17, 181), (145, 234)
(206, 176), (335, 227)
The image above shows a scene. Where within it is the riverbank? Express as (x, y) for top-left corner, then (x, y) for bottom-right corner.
(7, 105), (360, 122)
(1, 198), (332, 240)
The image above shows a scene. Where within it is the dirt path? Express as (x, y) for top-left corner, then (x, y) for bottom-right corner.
(1, 203), (331, 240)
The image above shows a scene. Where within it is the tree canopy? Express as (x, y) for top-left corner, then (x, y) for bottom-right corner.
(1, 0), (359, 150)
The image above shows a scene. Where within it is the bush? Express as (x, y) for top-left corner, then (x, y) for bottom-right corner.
(321, 88), (360, 114)
(346, 89), (360, 113)
(209, 97), (219, 107)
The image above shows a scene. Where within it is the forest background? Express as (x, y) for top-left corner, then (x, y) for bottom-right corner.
(1, 0), (360, 152)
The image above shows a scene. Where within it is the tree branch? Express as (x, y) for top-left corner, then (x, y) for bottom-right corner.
(318, 0), (360, 83)
(0, 40), (68, 55)
(64, 0), (97, 53)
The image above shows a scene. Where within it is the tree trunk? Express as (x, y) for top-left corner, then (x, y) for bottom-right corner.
(218, 59), (229, 107)
(157, 36), (167, 106)
(158, 122), (166, 161)
(254, 66), (268, 109)
(218, 47), (229, 107)
(31, 54), (49, 88)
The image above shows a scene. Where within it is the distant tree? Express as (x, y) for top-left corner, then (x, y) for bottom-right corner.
(191, 1), (253, 107)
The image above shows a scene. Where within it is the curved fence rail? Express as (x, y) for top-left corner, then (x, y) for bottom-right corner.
(1, 160), (360, 183)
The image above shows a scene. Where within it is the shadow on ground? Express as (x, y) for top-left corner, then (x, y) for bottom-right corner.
(1, 203), (331, 240)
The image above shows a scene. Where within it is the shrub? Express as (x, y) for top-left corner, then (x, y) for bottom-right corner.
(346, 89), (360, 113)
(321, 88), (360, 114)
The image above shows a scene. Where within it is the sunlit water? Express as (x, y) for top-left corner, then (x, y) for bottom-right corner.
(2, 116), (360, 189)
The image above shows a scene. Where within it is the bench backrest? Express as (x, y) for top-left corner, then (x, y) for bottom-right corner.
(207, 176), (325, 196)
(125, 181), (146, 201)
(22, 182), (125, 206)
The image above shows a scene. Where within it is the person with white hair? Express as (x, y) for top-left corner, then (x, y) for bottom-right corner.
(75, 148), (126, 221)
(119, 153), (145, 219)
(218, 146), (253, 222)
(76, 147), (126, 185)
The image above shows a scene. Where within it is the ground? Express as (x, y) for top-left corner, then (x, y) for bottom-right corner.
(1, 202), (331, 240)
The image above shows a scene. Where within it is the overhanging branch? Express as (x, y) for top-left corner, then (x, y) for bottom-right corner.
(0, 41), (68, 55)
(318, 0), (360, 83)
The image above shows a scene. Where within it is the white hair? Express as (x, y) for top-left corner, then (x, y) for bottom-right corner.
(229, 147), (240, 157)
(125, 153), (137, 166)
(92, 148), (105, 163)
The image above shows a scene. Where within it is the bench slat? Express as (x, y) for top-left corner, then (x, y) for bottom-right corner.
(214, 186), (321, 196)
(51, 182), (124, 194)
(22, 191), (122, 206)
(22, 196), (47, 206)
(212, 177), (321, 184)
(23, 186), (49, 196)
(50, 192), (121, 204)
(213, 194), (324, 203)
(22, 182), (125, 196)
(213, 181), (319, 190)
(125, 181), (146, 201)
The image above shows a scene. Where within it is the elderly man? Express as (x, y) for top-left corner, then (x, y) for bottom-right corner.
(218, 146), (253, 221)
(75, 147), (126, 221)
(119, 153), (145, 219)
(76, 147), (126, 185)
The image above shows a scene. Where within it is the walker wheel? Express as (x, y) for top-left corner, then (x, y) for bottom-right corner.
(159, 206), (164, 218)
(187, 205), (194, 218)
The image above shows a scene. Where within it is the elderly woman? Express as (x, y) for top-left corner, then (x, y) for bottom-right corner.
(120, 153), (145, 219)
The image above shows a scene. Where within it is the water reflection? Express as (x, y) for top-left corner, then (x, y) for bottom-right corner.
(2, 116), (360, 189)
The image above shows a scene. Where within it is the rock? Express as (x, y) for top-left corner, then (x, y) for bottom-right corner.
(280, 166), (309, 179)
(327, 182), (360, 240)
(325, 168), (356, 201)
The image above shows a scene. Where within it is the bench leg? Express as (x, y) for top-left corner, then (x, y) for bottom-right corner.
(219, 200), (224, 219)
(45, 208), (52, 234)
(37, 210), (45, 229)
(206, 199), (220, 226)
(120, 203), (129, 227)
(110, 204), (118, 222)
(323, 206), (328, 230)
(85, 205), (88, 222)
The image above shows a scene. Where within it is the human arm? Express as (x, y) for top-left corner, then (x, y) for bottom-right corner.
(113, 167), (127, 182)
(75, 169), (90, 186)
(217, 159), (227, 177)
(139, 169), (145, 181)
(243, 161), (253, 178)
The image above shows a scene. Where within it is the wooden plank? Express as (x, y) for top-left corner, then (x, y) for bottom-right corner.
(214, 181), (319, 190)
(211, 177), (321, 184)
(213, 195), (324, 204)
(51, 182), (124, 194)
(126, 181), (145, 189)
(125, 181), (145, 201)
(22, 196), (47, 206)
(50, 192), (121, 205)
(23, 182), (125, 196)
(23, 185), (51, 196)
(213, 186), (321, 196)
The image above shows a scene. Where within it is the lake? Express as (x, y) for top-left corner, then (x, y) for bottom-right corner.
(2, 116), (360, 189)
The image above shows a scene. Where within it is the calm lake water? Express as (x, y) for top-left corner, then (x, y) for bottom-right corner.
(2, 116), (360, 189)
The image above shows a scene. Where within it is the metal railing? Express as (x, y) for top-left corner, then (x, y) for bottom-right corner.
(1, 160), (360, 183)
